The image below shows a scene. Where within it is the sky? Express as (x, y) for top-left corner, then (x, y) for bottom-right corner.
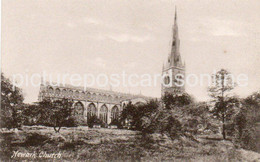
(2, 0), (260, 103)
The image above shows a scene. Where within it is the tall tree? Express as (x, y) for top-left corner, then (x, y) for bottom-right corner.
(208, 69), (238, 139)
(38, 98), (74, 133)
(1, 73), (24, 129)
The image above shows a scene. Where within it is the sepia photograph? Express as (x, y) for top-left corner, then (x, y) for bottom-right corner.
(1, 0), (260, 161)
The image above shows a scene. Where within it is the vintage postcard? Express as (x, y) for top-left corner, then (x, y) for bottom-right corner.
(1, 0), (260, 161)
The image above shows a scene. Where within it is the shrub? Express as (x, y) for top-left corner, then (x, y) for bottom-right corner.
(63, 116), (78, 127)
(24, 132), (49, 146)
(110, 119), (122, 128)
(233, 92), (260, 151)
(87, 115), (102, 128)
(162, 116), (182, 140)
(0, 132), (14, 160)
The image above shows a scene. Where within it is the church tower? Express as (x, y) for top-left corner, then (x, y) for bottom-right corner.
(162, 8), (185, 96)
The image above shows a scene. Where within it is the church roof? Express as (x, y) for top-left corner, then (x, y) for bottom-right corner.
(41, 81), (153, 100)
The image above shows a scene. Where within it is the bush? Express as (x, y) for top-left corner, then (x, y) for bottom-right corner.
(61, 116), (76, 127)
(110, 119), (122, 128)
(238, 128), (257, 151)
(87, 115), (102, 128)
(233, 92), (260, 151)
(24, 132), (49, 146)
(0, 132), (14, 160)
(162, 116), (182, 140)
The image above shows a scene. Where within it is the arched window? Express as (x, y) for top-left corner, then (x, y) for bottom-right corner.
(75, 90), (79, 98)
(164, 76), (170, 85)
(102, 94), (107, 101)
(74, 102), (84, 116)
(69, 90), (73, 97)
(92, 93), (96, 100)
(48, 87), (54, 93)
(80, 92), (85, 98)
(62, 89), (67, 96)
(105, 94), (110, 101)
(55, 88), (61, 95)
(86, 92), (91, 98)
(100, 104), (108, 123)
(111, 106), (119, 121)
(87, 103), (97, 118)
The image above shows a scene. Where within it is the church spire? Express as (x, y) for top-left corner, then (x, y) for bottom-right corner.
(161, 6), (185, 96)
(169, 6), (182, 68)
(174, 6), (177, 21)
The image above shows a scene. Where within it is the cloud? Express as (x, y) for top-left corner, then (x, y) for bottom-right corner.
(186, 17), (248, 40)
(94, 33), (153, 43)
(81, 16), (154, 43)
(204, 18), (247, 37)
(108, 33), (153, 42)
(209, 23), (243, 37)
(83, 17), (101, 25)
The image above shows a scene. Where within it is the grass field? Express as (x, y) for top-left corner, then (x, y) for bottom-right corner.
(0, 126), (259, 161)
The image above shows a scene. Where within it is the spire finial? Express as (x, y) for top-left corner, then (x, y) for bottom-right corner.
(175, 6), (177, 21)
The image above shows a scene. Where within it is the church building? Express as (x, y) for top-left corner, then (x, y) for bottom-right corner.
(38, 9), (185, 125)
(38, 81), (149, 125)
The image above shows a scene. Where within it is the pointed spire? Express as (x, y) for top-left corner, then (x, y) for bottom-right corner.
(173, 6), (178, 31)
(175, 6), (177, 21)
(170, 6), (179, 66)
(165, 6), (183, 69)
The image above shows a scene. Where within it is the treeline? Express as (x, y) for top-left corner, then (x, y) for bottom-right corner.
(1, 70), (260, 152)
(120, 91), (260, 152)
(1, 73), (99, 132)
(118, 69), (260, 152)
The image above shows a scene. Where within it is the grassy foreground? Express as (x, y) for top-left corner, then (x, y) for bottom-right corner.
(0, 126), (258, 161)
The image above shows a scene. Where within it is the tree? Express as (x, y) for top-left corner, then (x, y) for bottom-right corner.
(1, 73), (24, 129)
(120, 100), (159, 131)
(121, 94), (210, 142)
(162, 92), (193, 109)
(233, 91), (260, 151)
(208, 69), (239, 139)
(38, 98), (74, 133)
(120, 102), (137, 128)
(20, 104), (41, 125)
